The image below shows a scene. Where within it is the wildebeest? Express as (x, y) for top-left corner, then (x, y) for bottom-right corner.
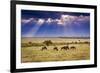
(61, 46), (69, 50)
(53, 47), (58, 51)
(70, 46), (76, 50)
(41, 46), (47, 51)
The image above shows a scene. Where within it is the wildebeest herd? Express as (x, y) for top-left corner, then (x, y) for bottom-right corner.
(41, 45), (76, 51)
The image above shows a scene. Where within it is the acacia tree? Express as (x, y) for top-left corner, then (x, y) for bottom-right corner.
(43, 40), (53, 46)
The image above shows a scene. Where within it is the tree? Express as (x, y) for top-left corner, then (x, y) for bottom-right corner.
(43, 40), (53, 46)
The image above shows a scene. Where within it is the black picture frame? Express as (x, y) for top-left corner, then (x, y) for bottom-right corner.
(10, 0), (97, 73)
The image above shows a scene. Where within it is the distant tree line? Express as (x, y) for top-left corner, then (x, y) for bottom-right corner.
(21, 40), (90, 47)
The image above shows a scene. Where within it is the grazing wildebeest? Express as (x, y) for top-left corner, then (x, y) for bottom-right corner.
(70, 46), (76, 50)
(53, 47), (58, 51)
(61, 46), (69, 50)
(41, 46), (47, 51)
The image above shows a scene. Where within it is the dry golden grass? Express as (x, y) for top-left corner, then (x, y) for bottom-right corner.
(21, 38), (90, 63)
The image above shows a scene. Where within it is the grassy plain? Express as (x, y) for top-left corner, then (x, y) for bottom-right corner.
(21, 37), (90, 63)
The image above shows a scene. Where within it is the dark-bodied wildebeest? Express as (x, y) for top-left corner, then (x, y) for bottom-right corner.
(41, 46), (47, 51)
(53, 47), (58, 51)
(61, 46), (69, 50)
(70, 46), (76, 50)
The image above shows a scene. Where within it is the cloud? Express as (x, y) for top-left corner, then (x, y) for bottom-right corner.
(21, 15), (90, 26)
(37, 19), (45, 25)
(21, 18), (45, 25)
(21, 18), (34, 24)
(77, 15), (90, 22)
(46, 18), (52, 23)
(57, 15), (89, 26)
(56, 15), (77, 25)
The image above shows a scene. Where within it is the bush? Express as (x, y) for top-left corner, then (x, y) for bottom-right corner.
(84, 41), (90, 44)
(21, 42), (44, 47)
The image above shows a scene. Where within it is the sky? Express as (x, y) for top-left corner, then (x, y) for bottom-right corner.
(21, 10), (90, 37)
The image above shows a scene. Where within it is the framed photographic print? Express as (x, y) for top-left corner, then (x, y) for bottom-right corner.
(10, 0), (97, 72)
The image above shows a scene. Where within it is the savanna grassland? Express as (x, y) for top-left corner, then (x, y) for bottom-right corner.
(21, 37), (90, 63)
